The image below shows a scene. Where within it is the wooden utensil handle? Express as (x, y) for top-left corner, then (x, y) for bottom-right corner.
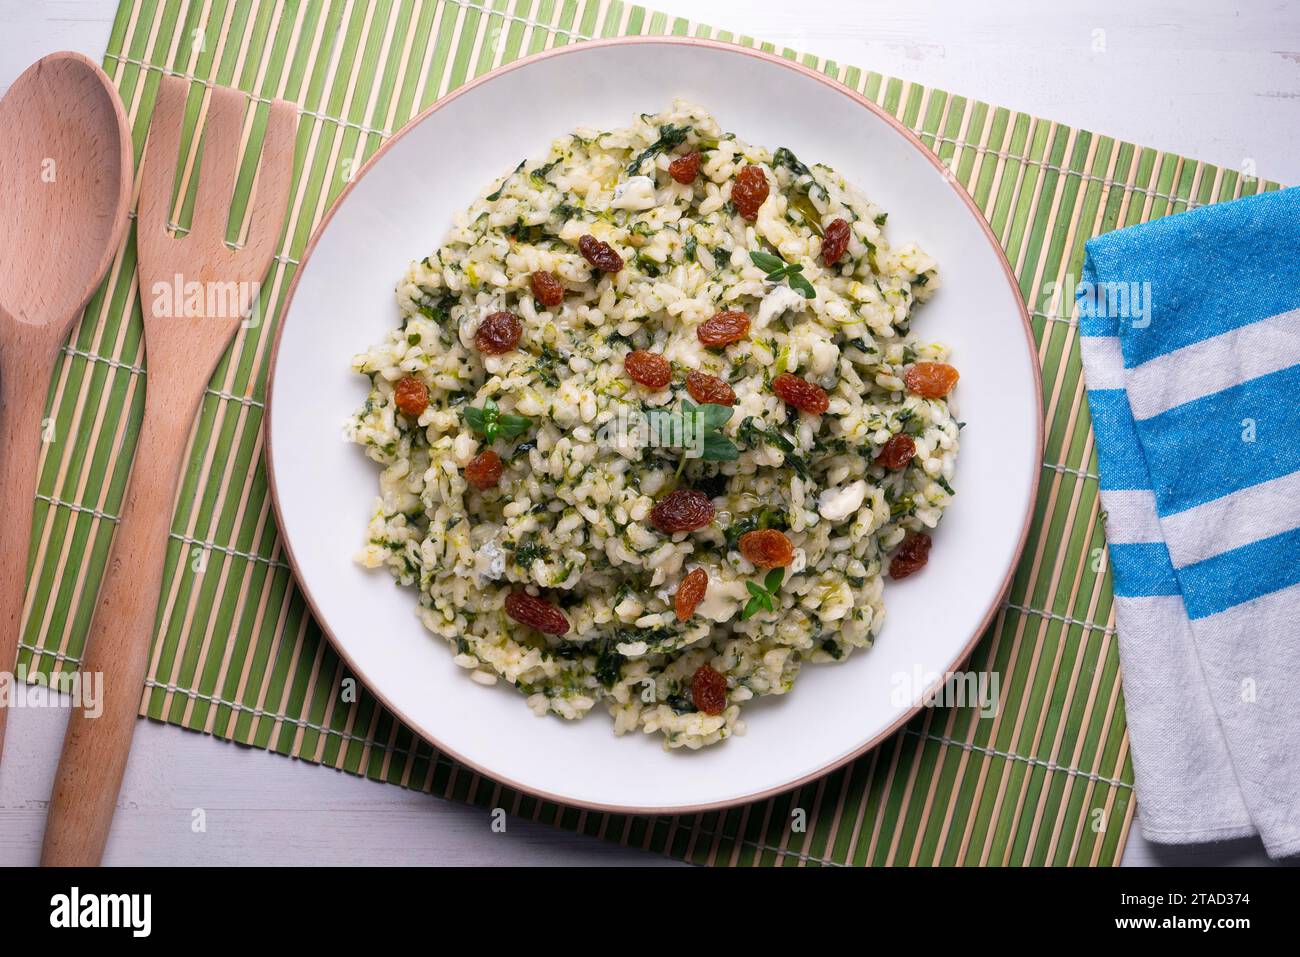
(40, 384), (200, 866)
(0, 340), (60, 765)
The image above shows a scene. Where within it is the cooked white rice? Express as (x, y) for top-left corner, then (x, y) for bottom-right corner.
(347, 101), (958, 749)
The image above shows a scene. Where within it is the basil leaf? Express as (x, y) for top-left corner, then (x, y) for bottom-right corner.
(740, 596), (761, 621)
(697, 403), (733, 430)
(764, 567), (785, 592)
(646, 408), (682, 446)
(497, 413), (533, 440)
(678, 401), (700, 443)
(701, 433), (739, 462)
(462, 399), (526, 445)
(745, 580), (767, 600)
(749, 250), (785, 273)
(788, 272), (816, 299)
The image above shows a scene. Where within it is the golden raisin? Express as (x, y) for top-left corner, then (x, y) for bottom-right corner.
(771, 373), (829, 415)
(903, 362), (959, 399)
(393, 376), (429, 417)
(821, 218), (851, 266)
(578, 234), (624, 273)
(697, 310), (750, 347)
(674, 567), (709, 622)
(530, 270), (565, 308)
(738, 529), (794, 569)
(875, 433), (916, 470)
(504, 591), (570, 636)
(685, 370), (736, 406)
(624, 350), (672, 389)
(464, 449), (503, 490)
(889, 532), (932, 580)
(691, 665), (727, 715)
(731, 165), (769, 221)
(669, 151), (701, 184)
(474, 310), (522, 355)
(650, 488), (715, 534)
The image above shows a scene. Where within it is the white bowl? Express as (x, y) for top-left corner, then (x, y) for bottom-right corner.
(266, 37), (1041, 813)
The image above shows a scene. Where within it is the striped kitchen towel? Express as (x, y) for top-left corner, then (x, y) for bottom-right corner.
(1078, 186), (1300, 858)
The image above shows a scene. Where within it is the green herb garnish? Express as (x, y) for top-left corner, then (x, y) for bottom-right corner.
(503, 220), (545, 244)
(635, 254), (662, 277)
(741, 567), (786, 620)
(593, 644), (626, 688)
(772, 147), (810, 177)
(724, 506), (790, 550)
(626, 124), (691, 175)
(512, 536), (551, 567)
(646, 399), (739, 464)
(530, 157), (562, 186)
(463, 397), (532, 445)
(749, 250), (816, 299)
(666, 692), (697, 715)
(485, 159), (524, 201)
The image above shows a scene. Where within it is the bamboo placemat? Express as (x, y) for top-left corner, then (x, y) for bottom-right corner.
(14, 0), (1284, 866)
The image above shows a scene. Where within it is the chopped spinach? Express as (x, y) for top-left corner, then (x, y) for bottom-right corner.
(666, 692), (697, 715)
(593, 644), (626, 688)
(485, 159), (524, 201)
(512, 537), (551, 567)
(635, 254), (662, 277)
(694, 470), (730, 500)
(530, 157), (562, 186)
(626, 123), (692, 175)
(772, 146), (811, 178)
(724, 505), (790, 549)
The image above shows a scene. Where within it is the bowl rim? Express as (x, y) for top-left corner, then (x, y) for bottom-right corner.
(264, 34), (1044, 815)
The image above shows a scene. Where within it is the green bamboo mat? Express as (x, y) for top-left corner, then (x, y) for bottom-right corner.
(15, 0), (1284, 867)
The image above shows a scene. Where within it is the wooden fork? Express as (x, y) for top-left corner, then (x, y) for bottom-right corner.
(40, 76), (295, 866)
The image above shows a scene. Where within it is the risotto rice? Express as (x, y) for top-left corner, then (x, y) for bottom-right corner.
(347, 102), (959, 749)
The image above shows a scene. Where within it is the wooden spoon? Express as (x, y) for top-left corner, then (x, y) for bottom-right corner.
(0, 52), (133, 763)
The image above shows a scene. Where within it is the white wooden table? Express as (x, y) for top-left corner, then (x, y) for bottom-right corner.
(2, 0), (1297, 866)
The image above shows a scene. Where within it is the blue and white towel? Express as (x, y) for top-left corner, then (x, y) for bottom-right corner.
(1078, 186), (1300, 858)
